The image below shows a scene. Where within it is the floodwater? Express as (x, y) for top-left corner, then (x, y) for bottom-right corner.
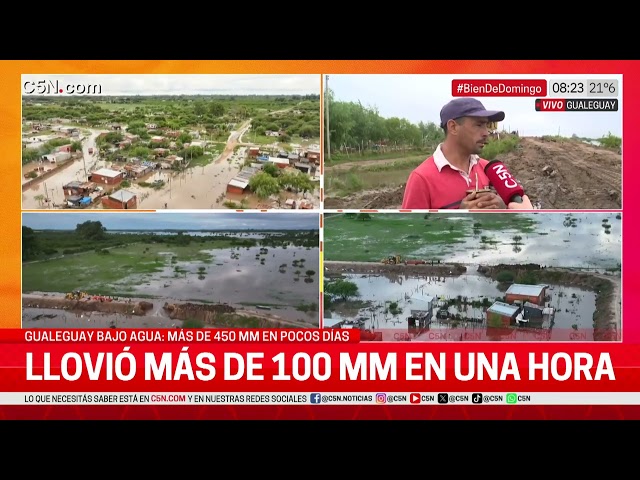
(113, 244), (320, 323)
(325, 272), (597, 341)
(334, 212), (621, 270)
(127, 150), (246, 210)
(436, 213), (621, 270)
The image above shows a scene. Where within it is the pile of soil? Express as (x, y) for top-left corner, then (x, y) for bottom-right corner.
(22, 296), (151, 316)
(163, 302), (235, 324)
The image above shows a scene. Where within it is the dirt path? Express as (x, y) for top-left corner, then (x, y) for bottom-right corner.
(325, 156), (414, 172)
(324, 136), (622, 209)
(22, 292), (313, 329)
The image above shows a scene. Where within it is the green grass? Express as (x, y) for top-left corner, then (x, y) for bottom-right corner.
(326, 149), (429, 165)
(22, 242), (231, 294)
(478, 135), (520, 160)
(97, 103), (141, 111)
(323, 213), (539, 262)
(325, 156), (425, 197)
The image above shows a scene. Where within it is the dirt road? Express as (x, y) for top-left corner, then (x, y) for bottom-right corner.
(22, 292), (313, 329)
(22, 129), (107, 209)
(119, 121), (252, 209)
(324, 136), (622, 210)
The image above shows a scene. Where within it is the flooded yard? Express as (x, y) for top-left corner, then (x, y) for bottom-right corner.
(325, 272), (597, 341)
(323, 212), (621, 341)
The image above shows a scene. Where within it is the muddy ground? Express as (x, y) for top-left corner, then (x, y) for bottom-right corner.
(324, 136), (622, 210)
(324, 261), (467, 277)
(22, 294), (313, 329)
(324, 261), (621, 340)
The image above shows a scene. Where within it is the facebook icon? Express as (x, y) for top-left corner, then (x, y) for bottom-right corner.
(310, 393), (322, 404)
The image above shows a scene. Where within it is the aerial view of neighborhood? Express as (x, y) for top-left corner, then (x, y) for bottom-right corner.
(22, 212), (320, 329)
(22, 74), (321, 210)
(323, 212), (622, 342)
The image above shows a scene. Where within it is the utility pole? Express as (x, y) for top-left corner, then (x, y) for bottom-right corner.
(325, 75), (330, 161)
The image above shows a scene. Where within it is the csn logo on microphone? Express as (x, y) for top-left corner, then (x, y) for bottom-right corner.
(486, 160), (520, 189)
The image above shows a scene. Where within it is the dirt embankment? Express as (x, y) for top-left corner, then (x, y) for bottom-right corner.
(163, 302), (235, 323)
(324, 261), (467, 277)
(22, 296), (153, 316)
(324, 137), (621, 209)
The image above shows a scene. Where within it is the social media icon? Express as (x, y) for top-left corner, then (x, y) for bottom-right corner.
(376, 393), (387, 404)
(472, 393), (483, 404)
(506, 393), (518, 404)
(410, 393), (421, 404)
(310, 393), (321, 404)
(438, 393), (448, 404)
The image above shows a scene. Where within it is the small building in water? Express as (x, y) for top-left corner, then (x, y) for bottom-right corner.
(505, 283), (547, 306)
(486, 301), (521, 327)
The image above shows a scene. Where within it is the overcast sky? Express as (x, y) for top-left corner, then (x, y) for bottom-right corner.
(22, 212), (319, 231)
(326, 74), (622, 138)
(22, 74), (320, 96)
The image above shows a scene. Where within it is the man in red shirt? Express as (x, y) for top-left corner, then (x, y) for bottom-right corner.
(402, 98), (531, 210)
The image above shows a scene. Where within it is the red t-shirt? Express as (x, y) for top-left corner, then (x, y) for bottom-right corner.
(402, 145), (490, 209)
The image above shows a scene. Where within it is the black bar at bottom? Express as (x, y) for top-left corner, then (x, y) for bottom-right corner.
(565, 98), (618, 112)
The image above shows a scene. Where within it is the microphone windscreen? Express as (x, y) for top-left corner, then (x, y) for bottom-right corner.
(484, 159), (524, 205)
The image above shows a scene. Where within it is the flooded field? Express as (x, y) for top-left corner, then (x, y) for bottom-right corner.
(22, 212), (320, 328)
(323, 212), (622, 341)
(324, 212), (622, 271)
(325, 272), (597, 341)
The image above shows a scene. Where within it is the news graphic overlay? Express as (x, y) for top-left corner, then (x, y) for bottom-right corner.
(21, 212), (322, 329)
(21, 73), (322, 211)
(322, 74), (621, 210)
(8, 326), (621, 408)
(323, 211), (621, 342)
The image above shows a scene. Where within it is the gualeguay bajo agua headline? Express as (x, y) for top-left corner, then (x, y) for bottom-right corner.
(25, 350), (615, 382)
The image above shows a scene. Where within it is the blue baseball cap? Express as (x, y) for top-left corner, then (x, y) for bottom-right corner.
(440, 98), (505, 128)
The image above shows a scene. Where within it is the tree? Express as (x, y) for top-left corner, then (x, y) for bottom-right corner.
(22, 226), (39, 261)
(75, 220), (107, 240)
(324, 279), (359, 301)
(249, 172), (280, 199)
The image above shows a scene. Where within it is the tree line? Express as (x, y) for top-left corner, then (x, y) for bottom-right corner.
(325, 89), (444, 155)
(22, 221), (319, 261)
(23, 96), (320, 138)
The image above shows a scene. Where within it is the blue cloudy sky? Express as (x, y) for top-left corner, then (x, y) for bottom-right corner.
(326, 74), (622, 138)
(22, 212), (319, 231)
(22, 74), (320, 96)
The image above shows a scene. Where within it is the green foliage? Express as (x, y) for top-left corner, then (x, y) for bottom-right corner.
(598, 132), (621, 149)
(324, 279), (360, 301)
(325, 88), (444, 157)
(22, 95), (319, 135)
(496, 271), (515, 282)
(479, 135), (520, 160)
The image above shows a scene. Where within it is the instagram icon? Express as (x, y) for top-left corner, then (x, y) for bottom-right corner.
(376, 393), (387, 404)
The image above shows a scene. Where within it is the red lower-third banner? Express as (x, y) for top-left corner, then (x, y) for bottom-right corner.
(0, 329), (636, 393)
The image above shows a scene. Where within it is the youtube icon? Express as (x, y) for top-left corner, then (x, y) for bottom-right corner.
(410, 393), (421, 404)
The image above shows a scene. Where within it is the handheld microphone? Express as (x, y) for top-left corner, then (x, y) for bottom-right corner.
(484, 159), (525, 205)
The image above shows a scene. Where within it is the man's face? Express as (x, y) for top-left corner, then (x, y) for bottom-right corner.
(452, 116), (490, 155)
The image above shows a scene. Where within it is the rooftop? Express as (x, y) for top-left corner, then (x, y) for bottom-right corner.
(487, 301), (520, 316)
(506, 284), (547, 296)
